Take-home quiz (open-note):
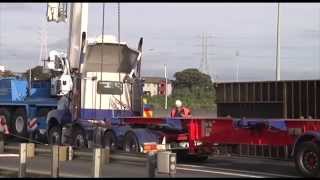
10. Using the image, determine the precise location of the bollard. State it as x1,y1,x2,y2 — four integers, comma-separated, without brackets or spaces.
147,152,156,178
104,147,110,164
169,153,176,177
92,148,103,177
19,143,27,177
59,146,68,161
26,143,35,159
0,133,4,153
68,146,73,161
157,151,176,177
51,145,59,177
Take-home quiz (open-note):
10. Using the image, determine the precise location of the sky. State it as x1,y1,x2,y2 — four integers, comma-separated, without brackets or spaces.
1,3,320,82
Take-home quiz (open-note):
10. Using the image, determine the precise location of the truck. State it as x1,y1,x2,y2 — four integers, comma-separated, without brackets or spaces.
0,3,211,161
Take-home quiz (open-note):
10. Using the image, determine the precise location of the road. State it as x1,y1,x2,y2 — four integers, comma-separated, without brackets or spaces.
0,154,300,178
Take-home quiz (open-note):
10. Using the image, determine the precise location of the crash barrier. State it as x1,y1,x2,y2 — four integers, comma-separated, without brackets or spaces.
0,141,176,177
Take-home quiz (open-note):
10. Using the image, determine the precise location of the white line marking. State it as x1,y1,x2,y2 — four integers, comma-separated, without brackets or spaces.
0,154,19,157
178,164,299,178
176,167,265,178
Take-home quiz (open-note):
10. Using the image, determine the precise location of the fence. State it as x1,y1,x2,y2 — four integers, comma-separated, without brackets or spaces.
0,135,176,178
215,80,320,119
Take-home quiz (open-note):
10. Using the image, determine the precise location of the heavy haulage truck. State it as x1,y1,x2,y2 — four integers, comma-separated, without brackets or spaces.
0,2,319,178
0,2,210,161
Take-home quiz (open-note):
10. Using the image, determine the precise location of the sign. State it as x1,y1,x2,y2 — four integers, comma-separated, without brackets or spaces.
97,81,123,95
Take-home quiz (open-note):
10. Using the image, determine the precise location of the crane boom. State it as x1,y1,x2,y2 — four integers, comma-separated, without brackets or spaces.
68,3,88,70
46,3,88,70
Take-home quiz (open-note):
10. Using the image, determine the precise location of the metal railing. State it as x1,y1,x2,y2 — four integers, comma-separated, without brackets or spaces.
214,144,291,160
0,134,176,178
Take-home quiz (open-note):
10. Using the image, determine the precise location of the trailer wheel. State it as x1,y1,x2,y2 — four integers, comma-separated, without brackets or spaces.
48,126,62,145
294,141,320,177
194,155,209,162
71,127,87,149
12,108,28,139
123,132,140,152
103,131,117,151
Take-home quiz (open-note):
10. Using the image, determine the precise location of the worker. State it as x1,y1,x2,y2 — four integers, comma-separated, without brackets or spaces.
170,100,191,118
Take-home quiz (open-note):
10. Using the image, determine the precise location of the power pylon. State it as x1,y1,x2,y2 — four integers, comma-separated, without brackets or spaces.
39,21,48,66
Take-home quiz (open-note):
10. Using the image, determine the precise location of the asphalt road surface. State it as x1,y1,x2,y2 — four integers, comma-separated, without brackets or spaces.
0,154,301,178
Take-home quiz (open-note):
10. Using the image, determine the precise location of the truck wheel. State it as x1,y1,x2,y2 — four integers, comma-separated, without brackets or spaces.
103,131,117,151
194,155,209,162
48,126,62,145
294,141,320,177
12,108,28,139
177,153,208,162
123,132,140,152
72,127,87,149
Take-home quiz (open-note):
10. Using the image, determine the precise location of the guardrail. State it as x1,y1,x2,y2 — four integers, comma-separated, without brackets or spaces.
0,135,176,178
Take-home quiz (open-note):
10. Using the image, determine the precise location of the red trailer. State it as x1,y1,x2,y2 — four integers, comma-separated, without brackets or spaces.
176,117,320,177
112,117,320,177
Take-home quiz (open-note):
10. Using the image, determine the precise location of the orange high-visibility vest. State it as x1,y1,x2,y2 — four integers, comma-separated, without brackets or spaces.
170,107,191,118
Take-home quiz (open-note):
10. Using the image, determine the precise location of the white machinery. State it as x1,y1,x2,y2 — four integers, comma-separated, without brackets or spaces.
45,50,73,96
45,3,143,120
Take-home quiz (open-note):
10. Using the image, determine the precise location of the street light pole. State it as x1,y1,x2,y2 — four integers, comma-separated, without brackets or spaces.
164,64,168,110
235,51,239,82
276,3,281,81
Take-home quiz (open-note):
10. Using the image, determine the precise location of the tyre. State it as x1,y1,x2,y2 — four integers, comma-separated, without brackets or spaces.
294,141,320,177
194,155,209,162
176,150,208,163
48,126,62,145
71,127,87,149
103,131,117,151
123,132,140,152
176,151,189,163
11,108,28,139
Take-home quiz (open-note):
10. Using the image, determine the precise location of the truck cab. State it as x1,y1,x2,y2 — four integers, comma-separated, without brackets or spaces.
46,35,143,148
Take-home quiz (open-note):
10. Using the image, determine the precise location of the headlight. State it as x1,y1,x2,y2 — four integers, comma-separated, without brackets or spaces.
195,141,203,146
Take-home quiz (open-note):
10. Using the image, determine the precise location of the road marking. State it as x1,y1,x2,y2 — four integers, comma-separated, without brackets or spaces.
176,167,265,178
0,154,19,157
178,164,299,178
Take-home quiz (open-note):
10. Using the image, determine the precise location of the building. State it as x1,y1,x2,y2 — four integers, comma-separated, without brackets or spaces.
0,65,5,72
142,76,173,96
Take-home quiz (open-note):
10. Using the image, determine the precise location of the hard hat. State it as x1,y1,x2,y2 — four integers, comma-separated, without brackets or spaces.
175,100,182,108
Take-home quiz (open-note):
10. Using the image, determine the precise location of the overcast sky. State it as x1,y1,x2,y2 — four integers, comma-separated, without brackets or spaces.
1,3,320,82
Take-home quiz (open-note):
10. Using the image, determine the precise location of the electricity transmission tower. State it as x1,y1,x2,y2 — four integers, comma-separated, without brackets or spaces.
199,32,209,74
39,21,48,66
198,32,216,81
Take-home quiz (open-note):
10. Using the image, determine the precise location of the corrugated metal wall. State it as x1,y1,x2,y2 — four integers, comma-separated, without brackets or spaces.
215,80,320,119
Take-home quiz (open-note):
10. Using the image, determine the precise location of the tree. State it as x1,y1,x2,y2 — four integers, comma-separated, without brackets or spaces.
0,70,15,78
22,66,51,81
173,68,212,92
169,68,216,110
